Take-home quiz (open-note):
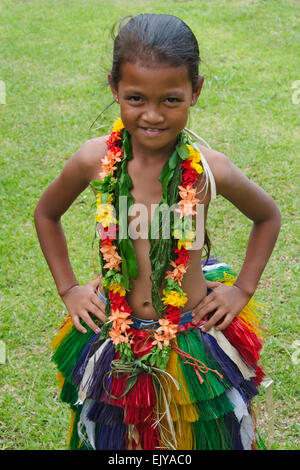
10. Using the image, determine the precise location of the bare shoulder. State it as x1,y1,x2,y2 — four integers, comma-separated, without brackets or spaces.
72,135,109,183
194,143,232,195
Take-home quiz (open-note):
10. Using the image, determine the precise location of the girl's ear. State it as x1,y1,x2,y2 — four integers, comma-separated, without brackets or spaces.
191,75,204,106
108,72,119,103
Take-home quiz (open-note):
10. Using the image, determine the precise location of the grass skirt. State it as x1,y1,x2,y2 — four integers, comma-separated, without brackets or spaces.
50,260,266,450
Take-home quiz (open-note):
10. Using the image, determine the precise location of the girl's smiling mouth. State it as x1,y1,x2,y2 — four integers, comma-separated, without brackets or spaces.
139,127,167,136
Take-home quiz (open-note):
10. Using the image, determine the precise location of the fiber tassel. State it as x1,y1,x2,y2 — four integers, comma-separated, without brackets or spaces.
201,255,222,267
193,411,242,450
124,405,152,425
165,340,193,405
136,416,160,450
124,373,156,408
223,412,244,450
223,318,263,368
68,405,93,450
238,380,259,402
176,329,228,402
206,327,256,380
77,338,111,404
169,402,199,422
86,341,116,403
52,324,97,382
77,399,96,449
174,418,195,450
103,372,130,407
95,422,127,450
201,330,247,388
87,401,124,425
60,378,78,407
196,392,235,422
203,264,236,283
104,371,157,412
72,336,104,386
127,425,143,450
252,364,265,386
50,316,73,353
57,371,65,390
203,263,264,339
67,409,76,448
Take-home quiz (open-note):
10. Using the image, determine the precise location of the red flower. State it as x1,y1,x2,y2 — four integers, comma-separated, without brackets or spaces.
106,131,122,149
181,170,198,187
174,247,191,266
165,305,181,324
109,292,127,309
180,159,193,170
97,223,119,241
180,160,198,187
130,329,154,358
101,237,113,246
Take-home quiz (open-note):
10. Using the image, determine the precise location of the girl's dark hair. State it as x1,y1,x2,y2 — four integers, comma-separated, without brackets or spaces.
110,14,201,92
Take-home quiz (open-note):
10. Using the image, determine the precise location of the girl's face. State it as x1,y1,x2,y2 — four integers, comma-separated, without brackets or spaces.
109,61,203,154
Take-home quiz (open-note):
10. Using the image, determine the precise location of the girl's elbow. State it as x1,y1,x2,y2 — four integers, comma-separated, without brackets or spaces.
277,206,283,226
273,203,282,228
269,203,282,236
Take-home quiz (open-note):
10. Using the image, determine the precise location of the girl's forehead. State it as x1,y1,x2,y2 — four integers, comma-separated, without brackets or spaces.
118,61,192,92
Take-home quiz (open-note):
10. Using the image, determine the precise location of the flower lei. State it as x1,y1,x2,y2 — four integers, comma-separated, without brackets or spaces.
91,118,204,369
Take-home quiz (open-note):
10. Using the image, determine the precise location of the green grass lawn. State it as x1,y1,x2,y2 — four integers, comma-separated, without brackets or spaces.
0,0,299,450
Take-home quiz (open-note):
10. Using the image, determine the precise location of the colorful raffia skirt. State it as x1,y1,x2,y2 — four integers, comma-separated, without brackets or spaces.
50,259,267,450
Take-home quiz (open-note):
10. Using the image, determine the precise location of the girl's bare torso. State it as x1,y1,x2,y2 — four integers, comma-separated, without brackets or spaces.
92,137,212,320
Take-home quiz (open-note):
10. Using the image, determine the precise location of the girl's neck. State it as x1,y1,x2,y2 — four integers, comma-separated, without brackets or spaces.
130,134,179,164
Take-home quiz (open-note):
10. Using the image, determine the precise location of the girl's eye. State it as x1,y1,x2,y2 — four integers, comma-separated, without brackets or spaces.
165,98,180,103
127,96,142,102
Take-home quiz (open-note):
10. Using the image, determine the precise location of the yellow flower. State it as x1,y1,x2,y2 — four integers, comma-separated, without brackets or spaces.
162,290,187,308
186,144,203,174
112,118,124,133
190,160,203,174
107,282,126,297
177,239,193,250
176,229,195,250
96,193,113,209
95,203,117,227
186,144,201,162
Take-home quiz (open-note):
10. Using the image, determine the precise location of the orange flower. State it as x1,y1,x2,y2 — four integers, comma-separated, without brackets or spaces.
175,184,201,218
164,262,187,286
109,328,130,345
103,255,122,271
178,185,198,201
156,318,178,340
100,244,122,271
99,155,117,178
109,309,131,323
108,309,133,343
175,200,197,217
151,318,178,349
151,333,165,350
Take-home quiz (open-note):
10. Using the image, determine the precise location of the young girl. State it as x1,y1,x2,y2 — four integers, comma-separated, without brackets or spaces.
34,14,281,450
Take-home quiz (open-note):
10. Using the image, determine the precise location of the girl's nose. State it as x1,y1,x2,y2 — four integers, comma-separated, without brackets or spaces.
142,105,164,125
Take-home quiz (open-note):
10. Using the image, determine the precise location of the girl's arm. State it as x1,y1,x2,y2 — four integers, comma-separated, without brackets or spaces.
34,138,108,333
192,152,282,331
